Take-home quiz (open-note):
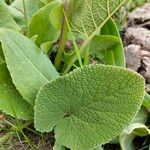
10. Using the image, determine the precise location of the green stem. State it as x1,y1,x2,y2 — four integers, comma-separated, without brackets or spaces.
21,130,36,150
9,0,13,4
63,10,83,67
84,46,90,66
54,0,72,70
22,0,28,35
62,1,125,74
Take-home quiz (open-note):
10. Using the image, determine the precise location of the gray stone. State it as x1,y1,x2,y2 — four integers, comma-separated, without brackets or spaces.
124,44,141,71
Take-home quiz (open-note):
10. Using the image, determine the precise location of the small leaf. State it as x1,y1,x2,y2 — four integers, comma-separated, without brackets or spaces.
35,64,144,150
0,63,33,120
0,0,20,31
100,19,125,67
120,123,150,150
143,93,150,109
89,35,120,54
1,29,59,105
29,1,63,46
119,108,148,150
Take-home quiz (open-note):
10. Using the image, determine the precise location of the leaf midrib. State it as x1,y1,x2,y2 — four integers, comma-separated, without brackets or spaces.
3,33,50,82
64,0,126,74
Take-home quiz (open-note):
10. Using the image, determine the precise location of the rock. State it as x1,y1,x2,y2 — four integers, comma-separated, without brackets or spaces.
124,3,150,85
124,27,150,51
127,3,150,27
146,84,150,93
124,44,141,71
141,56,150,83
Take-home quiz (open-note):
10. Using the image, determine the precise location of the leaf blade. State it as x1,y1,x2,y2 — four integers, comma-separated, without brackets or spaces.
29,1,63,46
35,64,145,150
100,18,125,67
0,63,33,120
0,0,20,31
1,29,59,105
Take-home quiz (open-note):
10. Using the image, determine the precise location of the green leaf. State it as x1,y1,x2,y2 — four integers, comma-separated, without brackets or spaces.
10,0,44,27
29,1,63,47
92,145,103,150
89,35,120,54
71,0,125,37
63,0,125,74
120,123,150,150
143,93,150,108
119,108,148,150
49,3,63,30
0,0,20,31
0,29,59,105
132,107,148,124
53,142,66,150
40,0,51,4
100,19,125,67
0,63,33,120
0,45,5,63
35,64,144,150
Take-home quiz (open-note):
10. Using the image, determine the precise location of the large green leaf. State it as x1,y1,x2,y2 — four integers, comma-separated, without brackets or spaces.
35,64,144,150
0,29,59,105
0,63,33,120
0,0,20,31
71,0,125,37
63,0,125,74
29,1,63,47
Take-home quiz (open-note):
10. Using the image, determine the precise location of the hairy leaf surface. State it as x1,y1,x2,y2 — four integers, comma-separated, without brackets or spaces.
35,64,144,150
9,0,44,28
0,0,20,31
29,1,63,46
1,30,59,105
0,63,33,120
71,0,125,37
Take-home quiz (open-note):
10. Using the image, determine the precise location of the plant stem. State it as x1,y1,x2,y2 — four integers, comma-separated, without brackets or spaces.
54,0,72,70
62,1,126,74
84,46,90,66
9,0,13,4
63,10,83,67
22,0,28,35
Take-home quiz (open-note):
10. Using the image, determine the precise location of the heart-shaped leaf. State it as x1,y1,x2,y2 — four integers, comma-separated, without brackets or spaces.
0,29,59,105
35,64,144,150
